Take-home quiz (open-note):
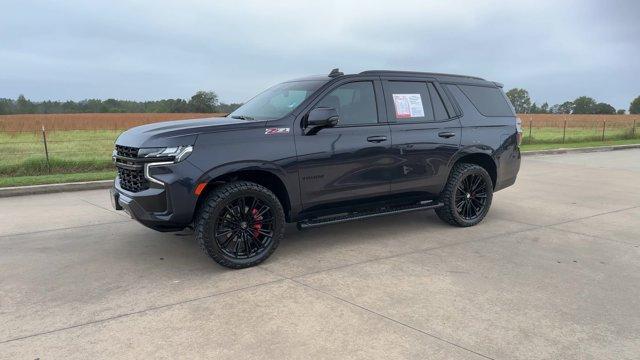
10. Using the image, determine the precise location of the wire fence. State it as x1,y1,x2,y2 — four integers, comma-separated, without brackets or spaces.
520,117,638,144
0,128,121,177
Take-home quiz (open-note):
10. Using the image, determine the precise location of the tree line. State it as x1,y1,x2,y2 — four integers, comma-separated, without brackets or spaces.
0,91,242,115
506,88,640,115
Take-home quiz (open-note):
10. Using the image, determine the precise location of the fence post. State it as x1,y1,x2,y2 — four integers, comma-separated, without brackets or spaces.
528,120,532,144
633,119,637,137
562,120,567,144
601,120,606,142
41,125,51,173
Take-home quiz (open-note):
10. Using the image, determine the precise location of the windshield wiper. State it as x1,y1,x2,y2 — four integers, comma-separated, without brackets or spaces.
230,115,254,121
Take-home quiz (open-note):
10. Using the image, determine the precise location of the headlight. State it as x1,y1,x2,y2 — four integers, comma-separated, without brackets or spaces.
138,145,193,162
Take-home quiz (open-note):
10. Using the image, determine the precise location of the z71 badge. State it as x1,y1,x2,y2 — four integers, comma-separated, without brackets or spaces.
265,127,290,135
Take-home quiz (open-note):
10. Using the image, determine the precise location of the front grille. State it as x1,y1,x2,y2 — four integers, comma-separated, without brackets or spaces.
114,145,149,192
116,145,138,158
117,167,149,192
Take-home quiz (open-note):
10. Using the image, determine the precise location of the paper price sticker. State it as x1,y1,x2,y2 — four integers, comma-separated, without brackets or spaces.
392,94,425,119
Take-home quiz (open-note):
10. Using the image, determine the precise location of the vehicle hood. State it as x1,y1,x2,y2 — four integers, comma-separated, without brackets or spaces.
115,117,264,148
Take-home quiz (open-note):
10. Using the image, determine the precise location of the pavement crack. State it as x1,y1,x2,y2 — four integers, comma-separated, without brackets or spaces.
288,278,495,360
545,204,639,227
278,225,541,280
0,278,286,345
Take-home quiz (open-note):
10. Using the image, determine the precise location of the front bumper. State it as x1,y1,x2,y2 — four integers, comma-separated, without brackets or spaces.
110,160,202,232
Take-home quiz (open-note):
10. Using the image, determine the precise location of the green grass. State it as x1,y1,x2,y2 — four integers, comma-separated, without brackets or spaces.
0,126,638,187
521,138,640,151
523,125,638,144
0,170,115,188
0,130,120,176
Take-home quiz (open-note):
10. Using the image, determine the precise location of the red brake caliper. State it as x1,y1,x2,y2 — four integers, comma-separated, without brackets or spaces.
251,208,262,238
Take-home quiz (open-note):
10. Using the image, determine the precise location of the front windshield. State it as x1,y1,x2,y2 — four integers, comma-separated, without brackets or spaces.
229,80,326,120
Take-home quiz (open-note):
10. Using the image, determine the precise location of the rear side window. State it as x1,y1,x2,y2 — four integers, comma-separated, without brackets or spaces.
315,81,378,126
428,83,449,121
386,81,434,122
457,85,514,117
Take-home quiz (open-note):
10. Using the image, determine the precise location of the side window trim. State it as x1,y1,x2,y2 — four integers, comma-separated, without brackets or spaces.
439,82,463,118
433,81,459,118
425,82,436,121
382,79,460,124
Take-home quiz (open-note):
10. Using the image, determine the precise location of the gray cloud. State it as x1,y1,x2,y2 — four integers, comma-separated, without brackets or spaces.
1,0,638,109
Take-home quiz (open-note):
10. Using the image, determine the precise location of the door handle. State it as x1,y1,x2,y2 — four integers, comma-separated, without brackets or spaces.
438,132,456,139
367,135,388,143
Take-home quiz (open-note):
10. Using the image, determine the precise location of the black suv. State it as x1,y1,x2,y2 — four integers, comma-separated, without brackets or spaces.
111,69,521,268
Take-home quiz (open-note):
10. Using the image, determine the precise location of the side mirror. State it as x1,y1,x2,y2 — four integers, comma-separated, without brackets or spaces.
305,107,339,134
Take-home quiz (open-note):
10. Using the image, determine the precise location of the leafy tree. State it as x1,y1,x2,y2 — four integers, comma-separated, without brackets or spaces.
572,96,597,114
616,109,626,114
0,98,14,115
630,96,640,114
188,91,218,113
169,99,190,113
529,102,540,114
0,93,240,115
217,102,243,113
594,102,616,114
556,101,574,114
505,88,531,113
16,94,36,114
540,102,549,113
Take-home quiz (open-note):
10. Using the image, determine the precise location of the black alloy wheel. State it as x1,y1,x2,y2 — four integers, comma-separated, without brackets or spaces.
214,196,274,259
195,181,285,269
454,173,489,221
435,163,493,227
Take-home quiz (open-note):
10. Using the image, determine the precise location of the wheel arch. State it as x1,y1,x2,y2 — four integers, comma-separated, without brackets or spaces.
195,167,292,222
449,151,498,189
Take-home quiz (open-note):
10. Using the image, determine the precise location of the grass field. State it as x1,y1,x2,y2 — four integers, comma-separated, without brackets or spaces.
0,114,639,187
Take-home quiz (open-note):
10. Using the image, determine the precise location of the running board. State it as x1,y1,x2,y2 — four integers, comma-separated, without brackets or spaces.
297,200,443,230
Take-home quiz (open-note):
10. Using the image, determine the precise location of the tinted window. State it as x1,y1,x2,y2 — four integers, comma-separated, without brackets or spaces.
230,80,326,120
316,81,378,125
386,81,434,122
428,83,449,121
457,85,514,117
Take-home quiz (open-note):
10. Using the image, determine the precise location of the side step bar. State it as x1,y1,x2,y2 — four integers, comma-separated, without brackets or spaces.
297,200,443,230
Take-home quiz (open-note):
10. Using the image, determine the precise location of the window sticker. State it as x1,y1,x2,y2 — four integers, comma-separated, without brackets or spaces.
392,94,424,118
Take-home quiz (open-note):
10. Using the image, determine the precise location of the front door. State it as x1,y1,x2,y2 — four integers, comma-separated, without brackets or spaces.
295,79,393,212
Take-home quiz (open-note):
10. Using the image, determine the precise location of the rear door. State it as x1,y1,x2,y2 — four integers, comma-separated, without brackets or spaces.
295,78,394,211
381,78,461,197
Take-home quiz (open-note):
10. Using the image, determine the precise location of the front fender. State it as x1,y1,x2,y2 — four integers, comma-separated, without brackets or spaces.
194,160,289,185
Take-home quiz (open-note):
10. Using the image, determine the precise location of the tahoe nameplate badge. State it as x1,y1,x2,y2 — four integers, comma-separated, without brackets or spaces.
265,127,290,135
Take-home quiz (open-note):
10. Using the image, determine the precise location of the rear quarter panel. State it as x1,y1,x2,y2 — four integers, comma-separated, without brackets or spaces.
445,84,520,191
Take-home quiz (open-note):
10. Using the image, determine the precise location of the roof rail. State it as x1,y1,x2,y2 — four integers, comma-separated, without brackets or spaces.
358,70,485,81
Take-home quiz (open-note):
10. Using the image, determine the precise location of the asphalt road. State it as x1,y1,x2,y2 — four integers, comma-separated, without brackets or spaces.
1,150,639,359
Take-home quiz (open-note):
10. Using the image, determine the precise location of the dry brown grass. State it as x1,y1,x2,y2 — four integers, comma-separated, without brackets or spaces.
0,113,226,131
520,114,640,128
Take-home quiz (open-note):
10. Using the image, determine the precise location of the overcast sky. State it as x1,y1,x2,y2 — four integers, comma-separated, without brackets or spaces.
1,0,639,109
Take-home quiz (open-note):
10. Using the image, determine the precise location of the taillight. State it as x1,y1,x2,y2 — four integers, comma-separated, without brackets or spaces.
516,117,523,146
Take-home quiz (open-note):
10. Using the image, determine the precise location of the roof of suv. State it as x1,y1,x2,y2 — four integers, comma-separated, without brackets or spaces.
289,70,496,87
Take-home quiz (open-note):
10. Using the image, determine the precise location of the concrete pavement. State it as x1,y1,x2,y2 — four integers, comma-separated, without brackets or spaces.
1,150,639,359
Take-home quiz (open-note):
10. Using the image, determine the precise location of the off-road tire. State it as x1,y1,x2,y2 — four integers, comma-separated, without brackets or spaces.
195,181,285,269
435,163,493,227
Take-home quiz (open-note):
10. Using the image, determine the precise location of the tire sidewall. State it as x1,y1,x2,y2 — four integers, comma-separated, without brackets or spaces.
448,166,493,226
201,184,285,268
